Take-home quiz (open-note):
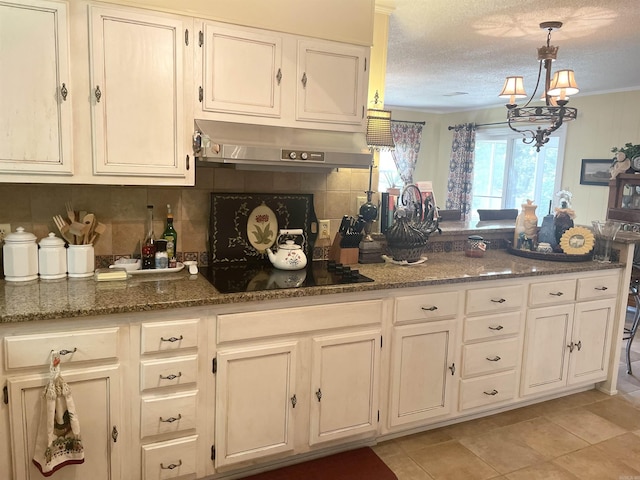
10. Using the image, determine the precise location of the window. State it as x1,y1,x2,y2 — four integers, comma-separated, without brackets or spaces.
471,127,566,220
378,150,402,192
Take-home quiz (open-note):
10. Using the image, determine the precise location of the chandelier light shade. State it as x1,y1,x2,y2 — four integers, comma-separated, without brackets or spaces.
499,21,579,151
499,76,527,105
366,108,395,149
547,69,579,99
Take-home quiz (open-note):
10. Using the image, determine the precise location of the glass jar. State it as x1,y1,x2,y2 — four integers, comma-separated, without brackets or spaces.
465,235,486,258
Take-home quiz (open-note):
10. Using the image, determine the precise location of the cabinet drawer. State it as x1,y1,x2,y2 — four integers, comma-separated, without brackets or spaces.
395,291,460,323
529,279,576,306
140,355,198,391
142,435,197,480
466,285,524,315
141,391,197,438
463,311,521,342
141,319,199,354
459,370,517,411
577,274,619,300
462,338,519,378
4,327,119,370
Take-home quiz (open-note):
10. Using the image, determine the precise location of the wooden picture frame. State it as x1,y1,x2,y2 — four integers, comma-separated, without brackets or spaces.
580,159,611,186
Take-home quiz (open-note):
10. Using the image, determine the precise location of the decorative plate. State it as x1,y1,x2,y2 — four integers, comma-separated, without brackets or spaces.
632,156,640,172
559,226,595,255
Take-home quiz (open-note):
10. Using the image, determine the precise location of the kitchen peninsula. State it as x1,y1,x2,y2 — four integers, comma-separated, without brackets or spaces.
0,231,635,480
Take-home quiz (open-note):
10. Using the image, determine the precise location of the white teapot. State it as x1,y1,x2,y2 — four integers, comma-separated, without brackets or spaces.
266,229,307,270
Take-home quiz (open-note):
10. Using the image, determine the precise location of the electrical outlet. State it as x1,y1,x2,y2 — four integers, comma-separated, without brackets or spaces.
318,219,330,240
0,223,11,243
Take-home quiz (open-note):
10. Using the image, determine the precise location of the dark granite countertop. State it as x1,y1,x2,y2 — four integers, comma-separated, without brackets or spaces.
0,249,624,324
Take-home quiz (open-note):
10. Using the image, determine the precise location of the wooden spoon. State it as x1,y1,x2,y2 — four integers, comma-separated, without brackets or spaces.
82,213,95,245
89,222,106,245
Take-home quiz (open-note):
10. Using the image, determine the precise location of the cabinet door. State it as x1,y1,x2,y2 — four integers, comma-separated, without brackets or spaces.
521,304,573,396
0,0,73,176
309,330,380,445
389,321,457,427
296,39,367,126
88,5,191,182
200,22,282,117
215,342,297,468
7,365,122,480
569,298,616,384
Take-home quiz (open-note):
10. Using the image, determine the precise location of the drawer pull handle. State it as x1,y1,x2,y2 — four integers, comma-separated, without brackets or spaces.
51,347,77,356
595,286,608,291
161,460,182,470
448,363,456,375
549,291,564,296
160,335,183,343
159,372,182,380
159,414,182,423
488,325,504,331
490,298,506,303
421,305,438,311
483,389,499,396
486,355,501,362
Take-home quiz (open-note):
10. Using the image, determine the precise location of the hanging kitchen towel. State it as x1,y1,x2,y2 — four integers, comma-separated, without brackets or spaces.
32,352,85,477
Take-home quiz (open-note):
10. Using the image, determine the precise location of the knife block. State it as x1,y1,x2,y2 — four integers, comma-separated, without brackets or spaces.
328,234,359,265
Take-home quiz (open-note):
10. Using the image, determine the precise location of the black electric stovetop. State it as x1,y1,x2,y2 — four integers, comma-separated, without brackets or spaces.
201,261,373,294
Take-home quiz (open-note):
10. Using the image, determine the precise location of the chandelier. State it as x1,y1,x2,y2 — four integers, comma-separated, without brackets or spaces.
499,21,579,152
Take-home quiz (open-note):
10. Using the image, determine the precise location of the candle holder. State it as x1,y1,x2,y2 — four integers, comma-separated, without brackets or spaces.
359,163,378,241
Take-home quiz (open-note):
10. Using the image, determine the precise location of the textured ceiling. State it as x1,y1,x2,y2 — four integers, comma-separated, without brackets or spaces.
384,0,640,112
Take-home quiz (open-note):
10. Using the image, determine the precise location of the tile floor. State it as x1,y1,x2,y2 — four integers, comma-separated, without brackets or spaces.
374,309,640,479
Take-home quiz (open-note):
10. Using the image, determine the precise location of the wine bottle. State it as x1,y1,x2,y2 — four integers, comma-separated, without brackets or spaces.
142,205,156,269
162,203,178,261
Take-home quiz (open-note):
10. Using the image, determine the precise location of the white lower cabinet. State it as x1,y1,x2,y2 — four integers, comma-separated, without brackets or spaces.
521,274,619,397
2,324,125,480
521,298,616,396
214,299,382,470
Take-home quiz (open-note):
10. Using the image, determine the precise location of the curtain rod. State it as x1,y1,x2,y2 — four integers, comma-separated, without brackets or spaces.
447,121,508,130
393,120,426,125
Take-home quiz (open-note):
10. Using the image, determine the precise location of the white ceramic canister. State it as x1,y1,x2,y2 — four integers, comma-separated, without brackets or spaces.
67,244,95,278
38,232,67,280
3,227,38,282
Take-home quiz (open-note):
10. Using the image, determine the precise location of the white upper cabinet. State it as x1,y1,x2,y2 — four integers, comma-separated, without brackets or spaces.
200,22,283,118
196,21,369,132
296,39,367,126
88,5,193,183
0,0,73,176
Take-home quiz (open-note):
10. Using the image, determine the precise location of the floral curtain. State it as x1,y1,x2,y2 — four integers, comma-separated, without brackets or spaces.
445,123,476,220
391,121,424,186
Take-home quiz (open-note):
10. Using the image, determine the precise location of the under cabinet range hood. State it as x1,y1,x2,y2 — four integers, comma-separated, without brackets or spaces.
193,120,372,171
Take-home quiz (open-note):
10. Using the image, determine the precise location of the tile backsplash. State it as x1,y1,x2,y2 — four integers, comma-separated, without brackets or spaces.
0,166,377,268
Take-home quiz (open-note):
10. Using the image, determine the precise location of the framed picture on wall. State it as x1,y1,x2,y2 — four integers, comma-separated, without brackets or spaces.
580,159,612,186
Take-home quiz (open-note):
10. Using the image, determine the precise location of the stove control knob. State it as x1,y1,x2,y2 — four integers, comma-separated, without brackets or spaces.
300,152,308,160
288,151,297,160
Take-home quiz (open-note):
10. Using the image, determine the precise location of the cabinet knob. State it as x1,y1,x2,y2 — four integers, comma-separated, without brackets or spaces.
301,72,307,88
448,363,456,375
290,394,297,408
112,426,118,442
60,83,68,101
567,342,575,352
315,388,322,401
276,68,282,85
95,85,102,103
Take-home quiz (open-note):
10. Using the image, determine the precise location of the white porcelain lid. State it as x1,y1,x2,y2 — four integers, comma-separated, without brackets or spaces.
4,227,36,244
39,232,65,247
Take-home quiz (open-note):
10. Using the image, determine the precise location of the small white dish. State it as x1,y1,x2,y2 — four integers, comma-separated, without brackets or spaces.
110,258,141,272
